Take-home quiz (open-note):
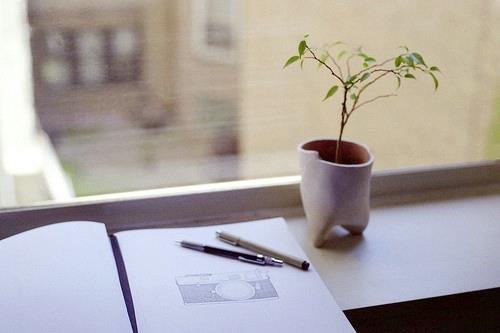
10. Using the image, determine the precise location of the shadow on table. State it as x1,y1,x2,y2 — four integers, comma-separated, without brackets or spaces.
320,227,366,252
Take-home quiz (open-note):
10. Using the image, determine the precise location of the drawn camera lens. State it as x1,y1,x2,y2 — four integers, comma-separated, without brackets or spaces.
176,270,279,305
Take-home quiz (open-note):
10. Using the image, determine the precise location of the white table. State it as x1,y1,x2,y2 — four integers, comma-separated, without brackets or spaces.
287,194,500,310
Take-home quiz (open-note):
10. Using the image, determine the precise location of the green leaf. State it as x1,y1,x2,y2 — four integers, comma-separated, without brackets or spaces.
395,56,403,67
363,62,369,68
411,52,427,67
298,40,307,57
337,50,348,59
317,53,328,69
428,72,439,90
323,85,339,101
430,66,441,72
360,72,371,81
404,55,415,68
283,55,300,68
358,53,376,63
404,73,416,79
350,93,357,100
325,41,345,50
331,41,345,46
395,76,401,89
304,34,310,38
346,74,358,84
300,59,304,69
399,45,409,52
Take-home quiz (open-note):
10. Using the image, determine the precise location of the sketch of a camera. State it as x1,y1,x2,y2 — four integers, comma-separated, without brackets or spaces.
175,270,279,305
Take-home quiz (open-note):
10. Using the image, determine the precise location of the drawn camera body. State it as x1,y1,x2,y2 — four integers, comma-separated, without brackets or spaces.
176,270,278,305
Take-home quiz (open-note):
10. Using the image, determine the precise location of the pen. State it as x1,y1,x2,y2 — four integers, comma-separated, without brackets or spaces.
216,231,310,271
177,240,283,266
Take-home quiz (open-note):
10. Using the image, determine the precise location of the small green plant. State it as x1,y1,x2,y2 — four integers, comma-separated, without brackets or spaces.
284,35,440,163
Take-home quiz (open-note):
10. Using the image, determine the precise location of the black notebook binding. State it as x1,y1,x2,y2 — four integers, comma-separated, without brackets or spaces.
110,235,138,333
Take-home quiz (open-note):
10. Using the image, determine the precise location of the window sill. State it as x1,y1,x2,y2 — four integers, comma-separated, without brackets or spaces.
0,160,499,240
287,193,500,310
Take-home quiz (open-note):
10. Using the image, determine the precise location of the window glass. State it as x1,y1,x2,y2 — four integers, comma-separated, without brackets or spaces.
0,0,498,206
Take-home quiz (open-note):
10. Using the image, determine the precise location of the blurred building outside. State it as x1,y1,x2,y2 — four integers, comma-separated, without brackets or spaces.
0,0,498,206
28,0,240,197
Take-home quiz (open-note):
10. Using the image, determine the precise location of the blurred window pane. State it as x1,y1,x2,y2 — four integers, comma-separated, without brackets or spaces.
41,58,71,86
111,27,138,57
41,31,71,85
206,0,232,48
108,27,140,82
192,0,235,62
46,31,67,55
76,30,105,84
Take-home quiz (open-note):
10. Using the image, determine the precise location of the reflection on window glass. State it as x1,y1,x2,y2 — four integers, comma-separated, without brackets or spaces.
0,0,498,206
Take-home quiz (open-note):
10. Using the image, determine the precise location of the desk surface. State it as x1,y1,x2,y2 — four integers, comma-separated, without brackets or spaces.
287,194,500,310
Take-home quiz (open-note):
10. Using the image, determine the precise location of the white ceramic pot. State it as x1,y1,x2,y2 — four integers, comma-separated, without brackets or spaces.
298,139,374,248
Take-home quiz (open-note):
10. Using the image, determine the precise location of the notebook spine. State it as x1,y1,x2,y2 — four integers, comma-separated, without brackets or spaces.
110,235,138,333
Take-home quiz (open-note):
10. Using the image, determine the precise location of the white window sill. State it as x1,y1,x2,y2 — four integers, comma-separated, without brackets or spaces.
287,193,500,310
1,160,499,237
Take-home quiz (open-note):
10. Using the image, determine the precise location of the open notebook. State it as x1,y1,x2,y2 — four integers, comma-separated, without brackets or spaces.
0,218,355,332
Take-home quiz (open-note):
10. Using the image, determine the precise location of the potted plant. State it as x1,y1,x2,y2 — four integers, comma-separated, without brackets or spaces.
284,35,440,247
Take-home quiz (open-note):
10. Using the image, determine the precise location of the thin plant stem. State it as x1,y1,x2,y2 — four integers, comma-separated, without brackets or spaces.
286,39,439,164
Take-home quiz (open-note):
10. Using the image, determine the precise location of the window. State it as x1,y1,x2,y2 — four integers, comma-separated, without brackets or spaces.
0,0,498,208
192,0,237,62
35,27,140,87
41,31,72,86
205,0,234,49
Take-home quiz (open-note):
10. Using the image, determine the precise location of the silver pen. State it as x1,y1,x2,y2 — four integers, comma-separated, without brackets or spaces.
216,231,310,270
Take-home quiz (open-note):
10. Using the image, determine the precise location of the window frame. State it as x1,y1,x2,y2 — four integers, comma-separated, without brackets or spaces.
1,160,498,240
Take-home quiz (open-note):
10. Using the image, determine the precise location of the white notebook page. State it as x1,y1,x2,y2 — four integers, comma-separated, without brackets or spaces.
0,222,133,333
115,217,354,332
